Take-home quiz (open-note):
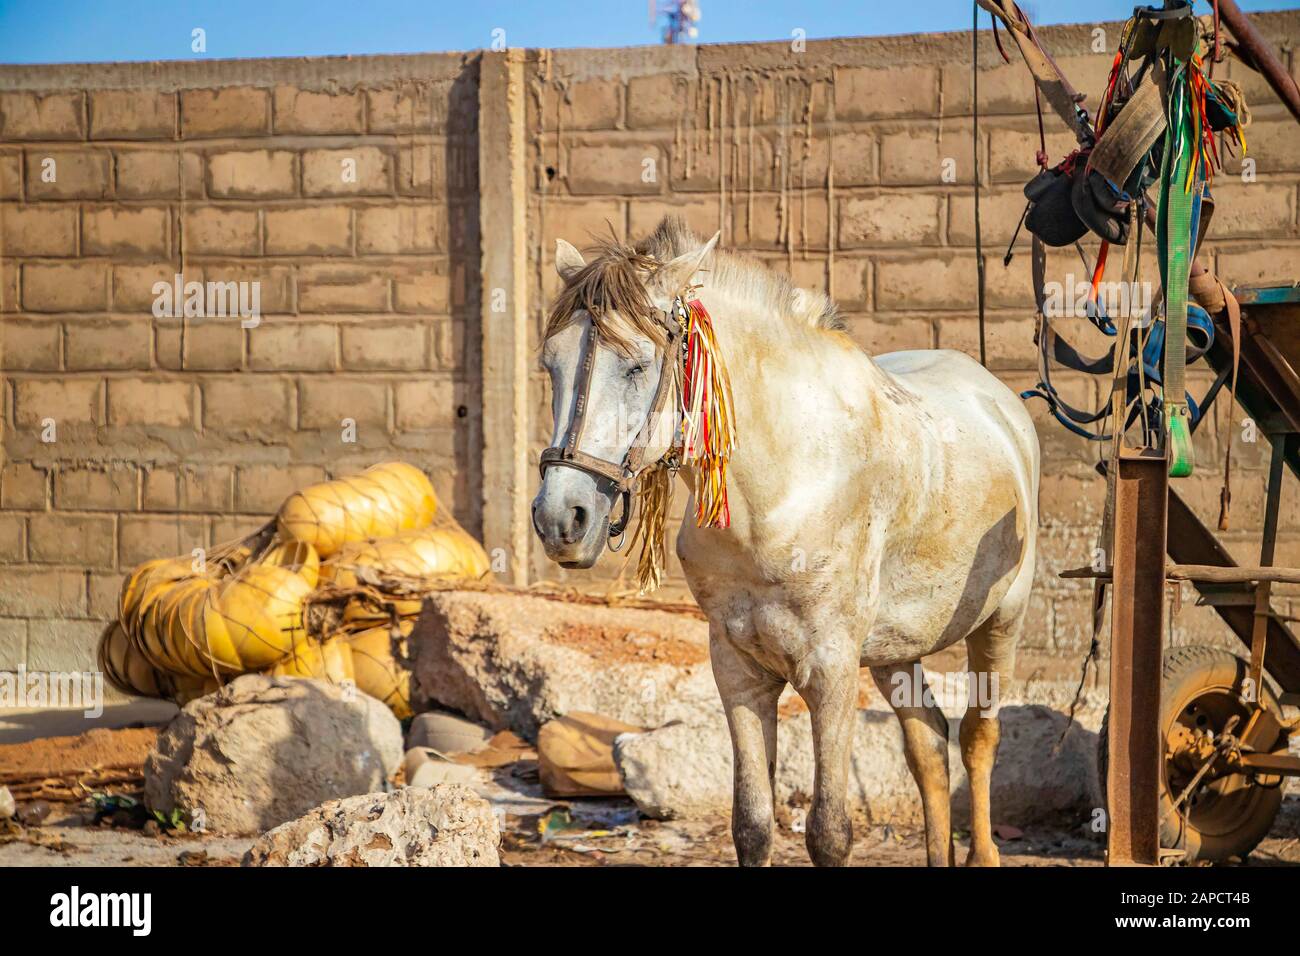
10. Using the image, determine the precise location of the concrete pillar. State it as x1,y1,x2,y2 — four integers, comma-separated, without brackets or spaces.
477,50,530,585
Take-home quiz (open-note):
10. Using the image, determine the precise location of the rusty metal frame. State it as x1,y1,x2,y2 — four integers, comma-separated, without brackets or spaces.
1105,446,1168,866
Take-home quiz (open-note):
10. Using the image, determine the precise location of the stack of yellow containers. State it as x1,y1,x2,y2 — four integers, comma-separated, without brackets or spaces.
102,462,490,718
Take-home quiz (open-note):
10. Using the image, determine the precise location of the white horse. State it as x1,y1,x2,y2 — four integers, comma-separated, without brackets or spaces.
533,218,1040,867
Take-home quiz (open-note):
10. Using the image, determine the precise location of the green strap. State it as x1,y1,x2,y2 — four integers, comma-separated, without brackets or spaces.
1158,58,1196,478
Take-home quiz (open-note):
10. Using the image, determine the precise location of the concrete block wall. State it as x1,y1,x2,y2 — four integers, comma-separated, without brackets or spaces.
2,11,1299,704
0,55,482,678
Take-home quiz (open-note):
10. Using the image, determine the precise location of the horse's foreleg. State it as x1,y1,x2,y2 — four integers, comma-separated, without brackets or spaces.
711,633,783,867
871,664,954,867
960,612,1020,867
795,662,857,867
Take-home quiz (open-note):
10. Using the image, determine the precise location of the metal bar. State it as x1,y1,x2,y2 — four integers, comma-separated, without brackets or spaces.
1064,563,1300,585
1250,436,1288,694
1237,753,1300,774
1217,0,1300,126
1106,448,1168,867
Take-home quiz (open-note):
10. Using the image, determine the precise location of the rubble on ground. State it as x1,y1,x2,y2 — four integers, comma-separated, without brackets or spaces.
242,784,500,867
614,703,1098,824
144,674,403,835
409,590,721,738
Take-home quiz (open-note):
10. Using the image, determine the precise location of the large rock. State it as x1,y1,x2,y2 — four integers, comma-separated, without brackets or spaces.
409,591,720,739
614,703,1097,826
144,674,403,835
243,785,500,867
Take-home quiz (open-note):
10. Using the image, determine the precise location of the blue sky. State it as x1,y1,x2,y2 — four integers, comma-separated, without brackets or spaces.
0,0,1290,64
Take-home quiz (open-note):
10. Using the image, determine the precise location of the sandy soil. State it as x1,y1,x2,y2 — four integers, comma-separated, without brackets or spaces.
1,713,1296,869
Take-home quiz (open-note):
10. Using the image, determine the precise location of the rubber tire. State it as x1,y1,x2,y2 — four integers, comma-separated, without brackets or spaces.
1098,645,1285,864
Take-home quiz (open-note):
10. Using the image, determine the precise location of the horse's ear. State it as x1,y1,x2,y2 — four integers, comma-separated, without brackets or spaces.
652,231,719,295
555,239,586,282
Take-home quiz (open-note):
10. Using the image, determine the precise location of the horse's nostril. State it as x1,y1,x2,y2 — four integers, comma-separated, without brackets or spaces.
570,506,587,540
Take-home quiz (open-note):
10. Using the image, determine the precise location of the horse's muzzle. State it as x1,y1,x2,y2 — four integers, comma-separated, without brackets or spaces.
531,484,611,568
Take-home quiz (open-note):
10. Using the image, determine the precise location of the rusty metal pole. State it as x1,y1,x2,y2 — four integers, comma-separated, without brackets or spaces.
1217,0,1300,125
1106,447,1168,866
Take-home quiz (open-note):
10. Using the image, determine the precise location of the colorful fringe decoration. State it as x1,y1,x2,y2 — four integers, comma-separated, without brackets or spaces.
629,295,736,595
679,297,736,529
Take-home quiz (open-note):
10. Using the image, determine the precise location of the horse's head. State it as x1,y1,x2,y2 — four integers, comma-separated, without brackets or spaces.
533,233,716,568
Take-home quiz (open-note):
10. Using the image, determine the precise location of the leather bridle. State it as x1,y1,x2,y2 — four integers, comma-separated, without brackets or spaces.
539,299,687,546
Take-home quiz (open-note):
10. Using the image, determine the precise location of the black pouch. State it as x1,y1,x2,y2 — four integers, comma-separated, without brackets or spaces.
1024,167,1088,247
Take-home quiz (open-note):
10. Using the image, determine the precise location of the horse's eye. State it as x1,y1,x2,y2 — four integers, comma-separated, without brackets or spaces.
626,362,649,380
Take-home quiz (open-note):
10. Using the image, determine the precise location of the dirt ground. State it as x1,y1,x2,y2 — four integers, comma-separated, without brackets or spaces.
2,713,1298,868
4,762,1300,868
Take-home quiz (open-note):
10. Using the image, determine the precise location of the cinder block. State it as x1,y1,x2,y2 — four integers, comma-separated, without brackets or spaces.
934,315,1036,370
207,149,297,198
627,198,720,239
302,146,392,196
29,513,115,568
183,207,260,256
13,378,101,427
838,192,943,247
106,379,195,427
830,131,877,187
557,79,622,130
876,253,980,310
0,91,85,140
157,317,245,371
627,74,692,129
367,83,450,134
234,464,327,513
90,89,176,139
356,204,445,254
0,619,25,669
115,149,203,199
1,462,49,510
181,87,270,137
272,86,364,134
566,142,664,196
23,262,110,312
392,268,449,314
1,204,78,256
841,316,934,354
0,151,21,199
834,66,939,120
65,319,152,370
341,321,428,370
394,377,455,430
0,568,87,619
879,125,978,186
264,206,352,255
118,515,206,568
298,378,388,430
397,143,447,196
297,264,389,312
201,376,294,432
1,321,61,371
248,320,338,371
1204,182,1296,239
82,205,169,257
112,264,200,312
25,149,111,199
54,466,138,511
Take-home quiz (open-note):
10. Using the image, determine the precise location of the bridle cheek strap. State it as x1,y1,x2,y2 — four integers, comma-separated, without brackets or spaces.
538,316,683,542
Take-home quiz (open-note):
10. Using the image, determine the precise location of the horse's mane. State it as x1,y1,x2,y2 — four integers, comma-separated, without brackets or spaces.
544,217,844,353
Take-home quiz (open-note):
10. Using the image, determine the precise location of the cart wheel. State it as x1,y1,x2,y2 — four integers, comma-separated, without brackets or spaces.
1098,645,1287,864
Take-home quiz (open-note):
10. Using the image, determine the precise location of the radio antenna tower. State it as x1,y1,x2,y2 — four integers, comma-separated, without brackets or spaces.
650,0,700,44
